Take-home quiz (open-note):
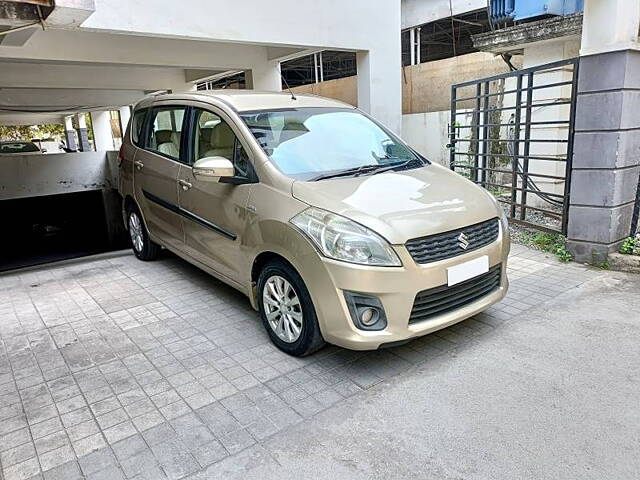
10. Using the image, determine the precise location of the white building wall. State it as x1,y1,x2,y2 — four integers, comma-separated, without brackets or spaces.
402,0,486,29
402,110,473,166
0,152,111,201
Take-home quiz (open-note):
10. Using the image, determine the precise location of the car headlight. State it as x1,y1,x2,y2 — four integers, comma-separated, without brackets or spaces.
290,207,401,267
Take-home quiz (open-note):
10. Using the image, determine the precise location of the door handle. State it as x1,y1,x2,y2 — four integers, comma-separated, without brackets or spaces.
134,160,144,170
178,179,192,191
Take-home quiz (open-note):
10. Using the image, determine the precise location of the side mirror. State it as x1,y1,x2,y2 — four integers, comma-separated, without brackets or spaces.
192,156,234,182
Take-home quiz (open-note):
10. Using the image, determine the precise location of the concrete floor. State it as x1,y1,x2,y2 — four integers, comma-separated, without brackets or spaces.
0,245,637,480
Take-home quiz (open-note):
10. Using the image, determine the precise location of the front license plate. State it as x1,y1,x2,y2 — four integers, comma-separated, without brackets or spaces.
447,256,489,286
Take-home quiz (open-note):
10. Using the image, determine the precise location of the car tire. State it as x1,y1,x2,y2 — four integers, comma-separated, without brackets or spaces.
257,260,325,357
126,205,160,261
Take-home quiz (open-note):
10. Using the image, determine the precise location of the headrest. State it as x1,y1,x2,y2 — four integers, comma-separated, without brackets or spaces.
210,123,235,148
155,130,173,144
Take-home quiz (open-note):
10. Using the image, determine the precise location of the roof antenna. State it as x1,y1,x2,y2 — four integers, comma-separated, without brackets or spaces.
281,74,297,101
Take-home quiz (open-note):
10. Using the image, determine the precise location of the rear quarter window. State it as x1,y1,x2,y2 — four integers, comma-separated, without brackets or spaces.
131,109,147,147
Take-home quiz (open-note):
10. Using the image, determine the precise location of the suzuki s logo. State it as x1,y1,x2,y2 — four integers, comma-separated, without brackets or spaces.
457,232,470,250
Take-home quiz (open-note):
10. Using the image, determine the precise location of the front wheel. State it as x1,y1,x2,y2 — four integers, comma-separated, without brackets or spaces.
257,260,325,357
127,207,160,261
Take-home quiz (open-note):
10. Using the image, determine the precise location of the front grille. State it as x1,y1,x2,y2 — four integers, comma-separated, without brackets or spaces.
405,218,499,264
408,265,501,324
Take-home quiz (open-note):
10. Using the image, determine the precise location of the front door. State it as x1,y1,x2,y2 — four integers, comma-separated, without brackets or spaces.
178,107,255,283
134,105,187,251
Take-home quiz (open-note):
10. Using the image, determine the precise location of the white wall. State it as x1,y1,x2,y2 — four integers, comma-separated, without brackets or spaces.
0,152,112,201
402,0,486,29
402,110,473,166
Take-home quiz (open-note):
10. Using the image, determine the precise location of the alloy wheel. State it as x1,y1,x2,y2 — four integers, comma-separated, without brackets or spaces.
262,275,303,343
128,212,144,253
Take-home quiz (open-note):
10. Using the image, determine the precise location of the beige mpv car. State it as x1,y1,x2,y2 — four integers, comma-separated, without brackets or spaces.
118,91,509,356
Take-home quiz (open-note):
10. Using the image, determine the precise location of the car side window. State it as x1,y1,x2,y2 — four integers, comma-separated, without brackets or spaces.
145,107,186,161
131,109,147,147
192,109,250,178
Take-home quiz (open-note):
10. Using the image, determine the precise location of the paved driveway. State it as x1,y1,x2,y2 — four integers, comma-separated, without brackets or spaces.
0,245,635,480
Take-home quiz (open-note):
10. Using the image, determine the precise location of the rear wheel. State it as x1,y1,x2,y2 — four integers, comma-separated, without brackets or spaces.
257,260,325,357
126,206,160,261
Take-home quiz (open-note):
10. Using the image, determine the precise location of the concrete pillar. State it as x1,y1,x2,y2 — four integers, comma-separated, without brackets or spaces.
250,61,282,91
91,111,114,151
119,106,132,136
567,0,640,262
244,70,254,89
76,113,91,152
64,116,77,151
357,49,402,134
580,0,640,56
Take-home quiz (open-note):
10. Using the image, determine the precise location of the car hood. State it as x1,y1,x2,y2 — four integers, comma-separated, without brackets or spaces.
291,163,500,244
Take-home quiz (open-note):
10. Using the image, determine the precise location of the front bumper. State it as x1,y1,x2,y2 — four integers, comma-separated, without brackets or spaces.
303,222,510,350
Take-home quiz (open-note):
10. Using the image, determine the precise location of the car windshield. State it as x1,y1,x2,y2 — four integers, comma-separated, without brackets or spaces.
239,108,425,180
0,142,41,154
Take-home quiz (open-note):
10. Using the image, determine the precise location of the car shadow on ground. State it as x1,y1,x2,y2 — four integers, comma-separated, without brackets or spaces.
158,248,500,388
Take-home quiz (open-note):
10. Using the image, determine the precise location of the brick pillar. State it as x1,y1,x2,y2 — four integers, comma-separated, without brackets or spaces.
567,50,640,262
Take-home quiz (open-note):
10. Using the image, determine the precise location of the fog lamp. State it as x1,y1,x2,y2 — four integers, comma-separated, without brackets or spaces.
360,307,379,326
344,292,387,331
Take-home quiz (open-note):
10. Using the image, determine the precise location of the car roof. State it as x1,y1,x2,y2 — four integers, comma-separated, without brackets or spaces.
137,90,355,112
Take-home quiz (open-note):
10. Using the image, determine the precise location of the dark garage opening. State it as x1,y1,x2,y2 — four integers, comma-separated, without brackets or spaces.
0,190,127,272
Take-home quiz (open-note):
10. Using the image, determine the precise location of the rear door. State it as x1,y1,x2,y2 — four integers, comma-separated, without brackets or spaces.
133,105,187,251
177,106,256,284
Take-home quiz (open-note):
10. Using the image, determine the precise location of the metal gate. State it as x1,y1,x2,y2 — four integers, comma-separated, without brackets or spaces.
449,58,579,234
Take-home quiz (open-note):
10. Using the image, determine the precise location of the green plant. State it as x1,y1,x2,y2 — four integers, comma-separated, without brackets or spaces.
619,235,640,256
532,232,573,262
0,123,65,142
554,244,573,263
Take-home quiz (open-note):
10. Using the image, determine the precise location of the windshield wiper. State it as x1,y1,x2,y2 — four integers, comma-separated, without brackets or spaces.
370,157,423,175
310,157,424,182
310,164,384,181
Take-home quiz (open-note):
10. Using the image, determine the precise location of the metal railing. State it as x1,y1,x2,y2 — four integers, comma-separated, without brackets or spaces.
449,58,579,235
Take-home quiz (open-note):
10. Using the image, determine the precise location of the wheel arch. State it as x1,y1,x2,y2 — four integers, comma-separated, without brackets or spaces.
249,250,300,309
122,194,139,231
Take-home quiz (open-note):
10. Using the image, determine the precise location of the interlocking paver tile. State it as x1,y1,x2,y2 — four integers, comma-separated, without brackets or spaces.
160,399,191,420
3,456,41,480
72,432,106,458
141,422,179,447
0,442,36,469
191,439,228,467
0,246,600,477
217,428,255,455
29,417,63,440
39,444,75,472
78,447,117,475
150,440,200,479
66,419,100,443
111,434,147,462
42,460,83,480
103,421,136,444
87,465,126,480
34,431,68,456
